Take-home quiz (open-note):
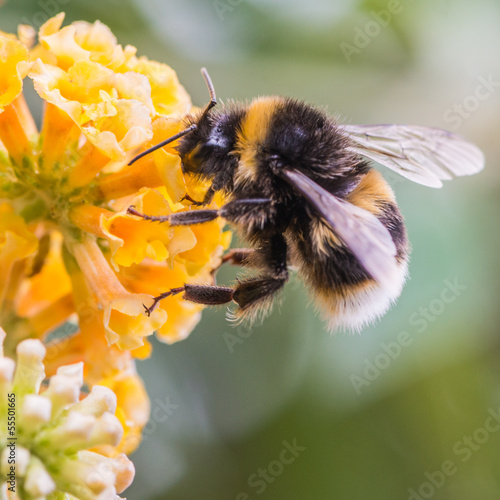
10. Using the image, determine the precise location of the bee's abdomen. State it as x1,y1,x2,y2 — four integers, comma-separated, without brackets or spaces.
287,170,409,330
377,201,409,262
345,169,409,262
289,224,408,330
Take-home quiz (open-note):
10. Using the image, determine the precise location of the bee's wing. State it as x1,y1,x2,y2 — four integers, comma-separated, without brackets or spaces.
342,124,485,188
278,168,397,288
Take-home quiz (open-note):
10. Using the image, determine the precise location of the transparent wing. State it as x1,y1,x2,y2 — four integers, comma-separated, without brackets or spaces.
342,124,485,188
278,168,397,288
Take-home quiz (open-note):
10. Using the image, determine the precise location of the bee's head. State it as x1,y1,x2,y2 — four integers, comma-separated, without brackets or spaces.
177,112,217,173
177,108,242,178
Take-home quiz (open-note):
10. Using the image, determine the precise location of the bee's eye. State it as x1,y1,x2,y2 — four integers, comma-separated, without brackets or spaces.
182,143,210,172
197,143,216,157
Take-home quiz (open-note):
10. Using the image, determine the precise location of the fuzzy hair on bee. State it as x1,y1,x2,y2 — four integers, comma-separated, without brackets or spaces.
127,68,484,331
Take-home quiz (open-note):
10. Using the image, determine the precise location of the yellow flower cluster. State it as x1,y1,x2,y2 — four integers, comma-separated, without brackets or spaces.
0,12,230,460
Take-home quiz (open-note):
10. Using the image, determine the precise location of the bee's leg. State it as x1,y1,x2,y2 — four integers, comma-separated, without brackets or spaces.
231,233,289,318
143,284,235,316
211,248,256,276
222,248,255,266
127,207,219,225
232,275,288,317
181,187,215,206
144,234,288,317
180,193,203,206
144,276,288,318
128,198,272,226
219,198,273,227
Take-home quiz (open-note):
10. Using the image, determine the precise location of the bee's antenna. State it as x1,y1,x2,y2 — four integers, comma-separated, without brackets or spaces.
128,68,216,166
201,67,217,116
128,124,197,165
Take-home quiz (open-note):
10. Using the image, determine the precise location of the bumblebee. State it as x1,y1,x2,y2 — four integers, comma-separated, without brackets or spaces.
128,69,484,329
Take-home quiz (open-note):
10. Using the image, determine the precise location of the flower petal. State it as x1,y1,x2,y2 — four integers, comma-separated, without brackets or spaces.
70,236,167,349
0,32,29,112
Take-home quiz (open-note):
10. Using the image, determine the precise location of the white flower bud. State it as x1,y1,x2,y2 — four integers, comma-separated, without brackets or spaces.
72,385,117,417
13,339,46,397
19,395,52,432
24,455,56,497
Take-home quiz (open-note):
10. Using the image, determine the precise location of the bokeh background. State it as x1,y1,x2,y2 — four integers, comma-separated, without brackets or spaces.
2,0,500,498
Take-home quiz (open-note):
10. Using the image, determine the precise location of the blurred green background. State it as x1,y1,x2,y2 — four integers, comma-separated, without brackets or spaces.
2,0,500,498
